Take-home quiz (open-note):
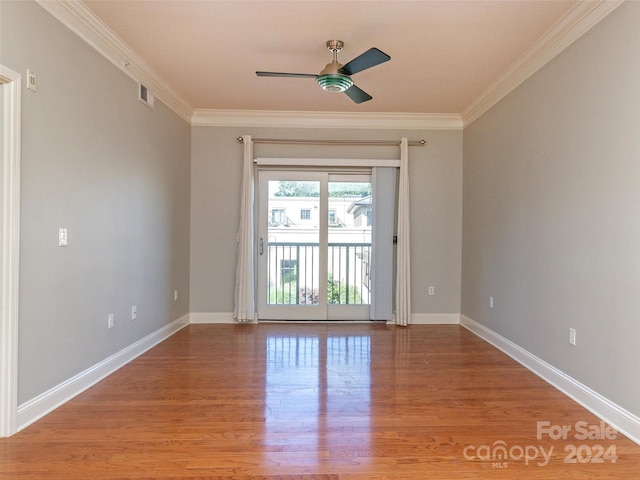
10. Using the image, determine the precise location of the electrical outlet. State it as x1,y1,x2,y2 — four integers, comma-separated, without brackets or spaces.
107,314,114,329
569,328,576,346
428,286,435,296
131,305,137,320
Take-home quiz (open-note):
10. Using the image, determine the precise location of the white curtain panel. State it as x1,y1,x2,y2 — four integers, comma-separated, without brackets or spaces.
370,167,397,321
395,138,412,326
233,135,256,322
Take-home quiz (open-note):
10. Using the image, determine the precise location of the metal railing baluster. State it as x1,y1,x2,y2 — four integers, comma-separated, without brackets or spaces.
267,242,371,306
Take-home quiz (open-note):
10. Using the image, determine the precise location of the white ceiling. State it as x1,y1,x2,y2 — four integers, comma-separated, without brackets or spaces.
80,0,584,117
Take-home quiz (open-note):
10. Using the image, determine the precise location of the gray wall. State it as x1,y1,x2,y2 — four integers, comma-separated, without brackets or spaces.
462,1,640,416
190,127,462,317
2,1,191,404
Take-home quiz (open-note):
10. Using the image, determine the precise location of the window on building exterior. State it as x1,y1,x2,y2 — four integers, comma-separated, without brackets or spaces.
280,259,298,283
272,208,286,226
300,209,311,220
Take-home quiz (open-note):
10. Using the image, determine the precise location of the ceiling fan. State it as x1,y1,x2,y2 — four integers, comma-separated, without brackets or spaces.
256,40,390,104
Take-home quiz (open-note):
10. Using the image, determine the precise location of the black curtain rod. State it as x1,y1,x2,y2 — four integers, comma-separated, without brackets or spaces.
236,137,426,147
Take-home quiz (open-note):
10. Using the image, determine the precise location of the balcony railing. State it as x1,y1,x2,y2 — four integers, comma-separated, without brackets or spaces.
267,242,371,306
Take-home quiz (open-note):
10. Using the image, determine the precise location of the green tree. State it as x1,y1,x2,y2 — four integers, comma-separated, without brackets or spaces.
328,183,371,197
327,274,362,305
273,181,371,198
274,181,319,197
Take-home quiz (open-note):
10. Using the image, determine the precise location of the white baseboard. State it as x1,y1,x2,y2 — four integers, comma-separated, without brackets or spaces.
460,315,640,446
189,312,460,325
190,312,461,325
410,313,461,324
17,315,189,432
189,312,239,324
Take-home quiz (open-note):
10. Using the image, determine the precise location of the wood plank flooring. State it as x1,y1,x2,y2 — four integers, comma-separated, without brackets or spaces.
1,324,639,479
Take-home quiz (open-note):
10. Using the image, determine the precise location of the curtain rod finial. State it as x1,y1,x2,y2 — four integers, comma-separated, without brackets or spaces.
237,136,244,143
420,139,426,145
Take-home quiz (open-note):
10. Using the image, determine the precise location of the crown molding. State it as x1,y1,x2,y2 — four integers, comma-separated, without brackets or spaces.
461,0,625,127
35,0,194,123
36,0,459,130
191,109,463,130
36,0,621,130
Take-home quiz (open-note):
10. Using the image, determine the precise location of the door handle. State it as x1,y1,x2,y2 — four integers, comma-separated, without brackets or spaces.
259,237,264,256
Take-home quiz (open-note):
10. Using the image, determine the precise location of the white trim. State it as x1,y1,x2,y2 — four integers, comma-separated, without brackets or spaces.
32,1,463,130
192,109,463,130
260,320,379,324
411,313,460,325
191,312,422,324
189,312,240,324
256,158,400,168
461,0,624,126
387,313,460,325
35,0,193,123
32,0,622,130
0,65,21,438
460,315,640,446
17,315,189,432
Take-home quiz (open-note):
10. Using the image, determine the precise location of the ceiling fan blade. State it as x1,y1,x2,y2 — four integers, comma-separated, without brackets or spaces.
256,71,318,78
339,48,390,76
344,84,372,104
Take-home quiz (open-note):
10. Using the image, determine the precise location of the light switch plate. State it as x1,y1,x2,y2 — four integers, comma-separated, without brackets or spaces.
27,69,37,92
58,228,68,247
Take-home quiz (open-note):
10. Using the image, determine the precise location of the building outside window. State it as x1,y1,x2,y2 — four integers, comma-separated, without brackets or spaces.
271,208,286,226
280,259,297,283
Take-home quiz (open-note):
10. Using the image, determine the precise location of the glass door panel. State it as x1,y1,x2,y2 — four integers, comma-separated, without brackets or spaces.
267,179,320,306
258,172,327,320
327,177,372,320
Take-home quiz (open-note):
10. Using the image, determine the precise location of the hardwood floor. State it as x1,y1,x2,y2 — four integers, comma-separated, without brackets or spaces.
1,324,639,479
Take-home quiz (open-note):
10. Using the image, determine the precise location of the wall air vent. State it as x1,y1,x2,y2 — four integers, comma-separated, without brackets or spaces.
138,83,155,109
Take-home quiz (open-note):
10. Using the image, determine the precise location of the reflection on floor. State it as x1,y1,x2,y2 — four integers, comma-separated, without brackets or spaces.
265,333,372,463
1,323,639,479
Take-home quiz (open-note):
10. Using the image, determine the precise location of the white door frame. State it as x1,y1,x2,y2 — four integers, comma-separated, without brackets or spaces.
0,65,22,437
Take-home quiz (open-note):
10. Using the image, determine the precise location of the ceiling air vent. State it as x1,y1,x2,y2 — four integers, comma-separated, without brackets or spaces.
138,83,155,109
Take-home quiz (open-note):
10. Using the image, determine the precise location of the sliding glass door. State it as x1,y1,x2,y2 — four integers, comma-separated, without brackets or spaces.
257,171,372,321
